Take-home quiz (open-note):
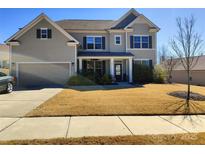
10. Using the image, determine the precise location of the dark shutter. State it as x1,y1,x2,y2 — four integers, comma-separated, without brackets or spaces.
36,29,41,39
149,59,153,68
149,36,152,48
130,36,133,48
48,29,52,39
83,37,87,49
102,37,105,50
102,61,106,75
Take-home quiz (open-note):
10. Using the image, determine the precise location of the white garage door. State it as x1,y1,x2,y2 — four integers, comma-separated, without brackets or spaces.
18,63,71,88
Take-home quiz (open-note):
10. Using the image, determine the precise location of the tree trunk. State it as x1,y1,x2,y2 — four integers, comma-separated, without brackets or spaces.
186,70,190,107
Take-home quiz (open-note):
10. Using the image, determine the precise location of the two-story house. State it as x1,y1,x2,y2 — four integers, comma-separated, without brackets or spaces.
5,9,160,88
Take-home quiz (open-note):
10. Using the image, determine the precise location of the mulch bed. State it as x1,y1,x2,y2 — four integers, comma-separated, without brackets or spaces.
168,91,205,101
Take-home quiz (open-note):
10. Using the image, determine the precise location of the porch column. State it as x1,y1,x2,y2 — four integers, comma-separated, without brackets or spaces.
128,58,133,83
79,58,83,73
110,58,114,78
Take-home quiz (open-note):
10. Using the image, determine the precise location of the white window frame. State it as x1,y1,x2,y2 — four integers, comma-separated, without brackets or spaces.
133,35,149,49
86,36,103,50
40,28,48,40
114,35,121,45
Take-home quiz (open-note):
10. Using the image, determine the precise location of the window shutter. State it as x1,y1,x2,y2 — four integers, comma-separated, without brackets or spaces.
48,29,52,39
36,29,41,39
102,61,106,75
102,37,105,50
130,36,133,48
149,36,152,48
83,37,87,49
149,59,153,68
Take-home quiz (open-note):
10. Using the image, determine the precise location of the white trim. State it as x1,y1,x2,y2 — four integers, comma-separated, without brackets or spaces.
9,45,12,75
127,48,155,51
40,28,48,39
114,35,121,45
74,45,77,73
5,13,79,44
125,31,128,52
77,56,132,59
16,61,72,64
134,58,150,61
124,14,160,31
67,42,78,46
128,57,133,83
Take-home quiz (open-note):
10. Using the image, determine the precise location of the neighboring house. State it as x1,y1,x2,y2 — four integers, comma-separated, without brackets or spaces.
0,44,9,75
171,55,205,86
0,44,9,69
5,9,160,87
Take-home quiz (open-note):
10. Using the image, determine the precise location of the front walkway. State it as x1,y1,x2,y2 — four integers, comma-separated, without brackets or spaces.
0,115,205,141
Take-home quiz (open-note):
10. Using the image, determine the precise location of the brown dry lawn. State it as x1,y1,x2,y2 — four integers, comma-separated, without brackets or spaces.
0,133,205,145
26,84,205,117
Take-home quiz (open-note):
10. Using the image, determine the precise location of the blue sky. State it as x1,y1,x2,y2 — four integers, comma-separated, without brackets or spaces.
1,8,205,51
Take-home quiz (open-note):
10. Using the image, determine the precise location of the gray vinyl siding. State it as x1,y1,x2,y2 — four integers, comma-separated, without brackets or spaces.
11,19,76,76
126,23,157,65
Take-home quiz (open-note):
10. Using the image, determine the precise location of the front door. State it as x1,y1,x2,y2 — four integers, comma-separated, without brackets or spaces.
115,64,122,82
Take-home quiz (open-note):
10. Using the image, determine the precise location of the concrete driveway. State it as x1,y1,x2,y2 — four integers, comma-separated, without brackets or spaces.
0,88,62,117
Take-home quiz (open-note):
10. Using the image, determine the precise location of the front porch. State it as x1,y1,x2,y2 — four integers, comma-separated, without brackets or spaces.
77,52,134,83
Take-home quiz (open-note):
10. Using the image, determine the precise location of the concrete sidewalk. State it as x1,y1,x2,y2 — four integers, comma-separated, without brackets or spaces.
0,115,205,141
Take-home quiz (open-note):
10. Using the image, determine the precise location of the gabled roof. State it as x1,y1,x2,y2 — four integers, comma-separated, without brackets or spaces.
110,8,140,29
5,13,79,44
56,20,114,30
125,14,160,31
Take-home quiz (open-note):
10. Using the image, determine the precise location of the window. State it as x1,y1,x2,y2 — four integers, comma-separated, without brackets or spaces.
132,36,149,49
85,60,104,76
115,35,121,45
41,28,48,39
37,28,52,39
86,36,102,49
134,59,150,66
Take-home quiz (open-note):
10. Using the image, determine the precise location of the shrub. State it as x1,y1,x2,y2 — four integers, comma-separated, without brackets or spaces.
67,75,96,86
133,64,153,83
99,74,113,85
153,65,166,83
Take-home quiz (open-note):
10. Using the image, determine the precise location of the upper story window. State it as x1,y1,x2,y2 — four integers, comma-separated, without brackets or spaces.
36,28,52,39
115,35,121,45
86,36,102,49
83,36,105,50
130,35,152,49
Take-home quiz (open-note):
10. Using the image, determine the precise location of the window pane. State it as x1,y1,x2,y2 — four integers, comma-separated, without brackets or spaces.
135,60,141,65
142,36,149,48
95,61,102,69
87,37,94,49
134,43,141,48
142,43,148,48
134,36,140,42
142,36,148,42
115,36,121,44
142,60,149,66
95,37,102,49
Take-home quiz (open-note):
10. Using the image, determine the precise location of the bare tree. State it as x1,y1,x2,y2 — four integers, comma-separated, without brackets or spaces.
160,46,178,83
170,15,203,106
